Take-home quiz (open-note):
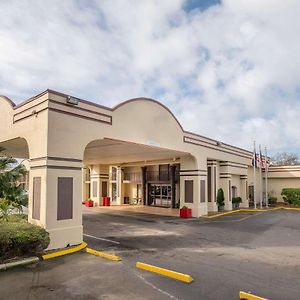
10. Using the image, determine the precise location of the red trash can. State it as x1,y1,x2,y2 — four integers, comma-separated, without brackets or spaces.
103,197,111,206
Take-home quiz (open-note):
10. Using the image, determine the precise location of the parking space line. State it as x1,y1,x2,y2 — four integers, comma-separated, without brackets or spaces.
83,233,120,244
136,262,193,283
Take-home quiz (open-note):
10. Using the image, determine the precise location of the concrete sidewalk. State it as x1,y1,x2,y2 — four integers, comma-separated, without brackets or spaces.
83,204,180,217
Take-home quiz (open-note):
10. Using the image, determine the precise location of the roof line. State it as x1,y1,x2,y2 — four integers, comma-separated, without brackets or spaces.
3,88,252,155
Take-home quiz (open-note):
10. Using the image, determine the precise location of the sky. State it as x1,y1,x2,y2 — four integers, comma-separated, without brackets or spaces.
0,0,299,156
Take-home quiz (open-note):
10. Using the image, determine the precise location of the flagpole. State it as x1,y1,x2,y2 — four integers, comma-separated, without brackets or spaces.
259,144,263,208
253,141,257,209
265,146,268,207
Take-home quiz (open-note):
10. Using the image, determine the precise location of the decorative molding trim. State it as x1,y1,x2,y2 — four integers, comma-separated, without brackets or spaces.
30,156,82,163
183,136,252,160
30,165,82,170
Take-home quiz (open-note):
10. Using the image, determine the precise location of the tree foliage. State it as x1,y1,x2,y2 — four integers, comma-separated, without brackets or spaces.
0,153,27,220
271,152,299,166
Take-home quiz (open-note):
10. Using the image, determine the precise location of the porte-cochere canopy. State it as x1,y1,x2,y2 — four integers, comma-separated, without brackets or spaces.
0,90,253,249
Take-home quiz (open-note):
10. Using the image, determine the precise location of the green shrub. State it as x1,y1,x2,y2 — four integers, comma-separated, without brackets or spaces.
232,197,242,204
281,188,300,206
0,222,50,262
217,188,225,207
268,196,277,205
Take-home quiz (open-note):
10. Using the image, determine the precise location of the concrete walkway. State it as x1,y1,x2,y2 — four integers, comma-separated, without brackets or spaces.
83,204,180,217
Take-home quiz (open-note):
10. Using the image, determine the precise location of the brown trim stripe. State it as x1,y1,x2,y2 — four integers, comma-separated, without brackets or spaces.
50,99,112,120
49,107,112,125
184,136,252,159
180,169,207,172
30,156,82,162
30,165,82,170
13,107,48,123
13,99,49,117
180,174,207,177
13,106,112,125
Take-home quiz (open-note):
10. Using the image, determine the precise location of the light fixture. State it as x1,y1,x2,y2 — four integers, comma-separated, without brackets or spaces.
67,96,80,105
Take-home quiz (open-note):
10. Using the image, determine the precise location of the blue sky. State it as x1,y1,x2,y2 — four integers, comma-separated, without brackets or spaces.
184,0,220,12
0,0,299,156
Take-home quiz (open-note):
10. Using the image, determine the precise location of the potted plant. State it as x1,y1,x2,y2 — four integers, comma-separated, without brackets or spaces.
232,196,242,209
217,188,225,211
180,205,192,218
85,198,94,207
268,196,277,207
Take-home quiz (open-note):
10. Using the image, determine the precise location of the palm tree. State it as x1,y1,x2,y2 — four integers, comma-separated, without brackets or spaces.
0,150,28,217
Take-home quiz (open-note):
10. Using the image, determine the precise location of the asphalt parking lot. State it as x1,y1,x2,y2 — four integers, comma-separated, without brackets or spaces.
1,209,300,299
83,208,300,300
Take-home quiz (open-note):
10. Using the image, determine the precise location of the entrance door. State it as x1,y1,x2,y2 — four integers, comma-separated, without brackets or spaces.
149,184,172,208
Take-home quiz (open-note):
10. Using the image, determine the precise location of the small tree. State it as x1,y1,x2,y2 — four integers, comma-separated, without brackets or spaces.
217,188,225,208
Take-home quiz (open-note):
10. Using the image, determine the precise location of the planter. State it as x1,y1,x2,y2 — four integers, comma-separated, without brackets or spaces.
180,208,192,218
85,200,94,207
232,203,240,209
218,206,225,212
103,197,111,206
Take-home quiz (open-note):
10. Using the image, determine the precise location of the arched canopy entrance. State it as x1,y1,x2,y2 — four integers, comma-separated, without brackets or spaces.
0,137,30,159
83,138,191,209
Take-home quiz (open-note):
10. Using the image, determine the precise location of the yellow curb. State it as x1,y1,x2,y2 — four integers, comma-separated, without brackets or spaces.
42,242,87,260
203,207,283,219
203,210,241,219
240,291,268,300
136,262,193,283
282,207,300,211
86,247,121,262
240,208,281,212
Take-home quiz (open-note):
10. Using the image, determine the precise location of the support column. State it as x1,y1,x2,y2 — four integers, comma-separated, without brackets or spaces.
170,165,176,208
179,156,208,217
116,166,123,205
141,166,147,205
219,176,232,211
207,160,218,212
240,175,249,208
90,165,101,206
28,158,83,250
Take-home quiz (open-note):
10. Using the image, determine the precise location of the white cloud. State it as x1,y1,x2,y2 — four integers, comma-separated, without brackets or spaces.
0,0,300,154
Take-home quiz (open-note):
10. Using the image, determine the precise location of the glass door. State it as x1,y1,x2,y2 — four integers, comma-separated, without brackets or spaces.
149,184,172,207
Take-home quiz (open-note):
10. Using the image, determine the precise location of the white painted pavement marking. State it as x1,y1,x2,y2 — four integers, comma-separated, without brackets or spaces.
135,271,179,300
83,233,120,245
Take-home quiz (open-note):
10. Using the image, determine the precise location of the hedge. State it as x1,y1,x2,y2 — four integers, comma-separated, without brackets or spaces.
281,188,300,206
0,221,50,262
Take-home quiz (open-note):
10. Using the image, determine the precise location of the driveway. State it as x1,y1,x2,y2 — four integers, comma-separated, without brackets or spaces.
83,208,300,300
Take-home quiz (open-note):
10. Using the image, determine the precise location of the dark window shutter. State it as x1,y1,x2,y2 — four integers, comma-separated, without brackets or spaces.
185,180,193,203
57,177,73,220
200,180,206,203
102,181,108,197
208,167,211,202
32,177,41,220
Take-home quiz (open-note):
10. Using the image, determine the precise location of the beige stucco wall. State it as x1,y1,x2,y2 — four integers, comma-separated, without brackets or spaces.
267,177,300,202
0,90,264,249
